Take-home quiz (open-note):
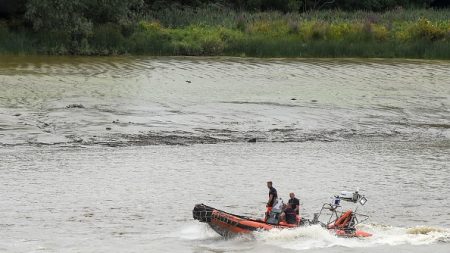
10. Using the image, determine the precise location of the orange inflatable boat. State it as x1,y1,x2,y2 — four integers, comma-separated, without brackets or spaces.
193,191,372,238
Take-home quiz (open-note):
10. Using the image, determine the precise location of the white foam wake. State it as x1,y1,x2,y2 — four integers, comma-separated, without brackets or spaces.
175,223,221,240
252,224,449,250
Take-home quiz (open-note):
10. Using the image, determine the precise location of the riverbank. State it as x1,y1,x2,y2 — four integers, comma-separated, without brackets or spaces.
1,8,449,59
2,56,449,146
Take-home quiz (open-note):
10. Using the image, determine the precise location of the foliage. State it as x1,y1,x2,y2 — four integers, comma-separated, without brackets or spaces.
23,0,143,53
410,17,446,41
0,3,449,58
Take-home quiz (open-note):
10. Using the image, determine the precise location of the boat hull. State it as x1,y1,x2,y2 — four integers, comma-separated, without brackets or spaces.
193,204,371,238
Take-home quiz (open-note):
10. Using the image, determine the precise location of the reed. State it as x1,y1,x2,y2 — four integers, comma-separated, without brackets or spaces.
0,25,34,54
0,8,449,59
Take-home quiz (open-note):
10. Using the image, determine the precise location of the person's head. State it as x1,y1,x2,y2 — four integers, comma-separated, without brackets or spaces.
289,192,295,199
267,181,272,188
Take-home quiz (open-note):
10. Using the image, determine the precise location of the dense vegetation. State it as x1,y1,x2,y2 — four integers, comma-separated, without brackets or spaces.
0,0,449,58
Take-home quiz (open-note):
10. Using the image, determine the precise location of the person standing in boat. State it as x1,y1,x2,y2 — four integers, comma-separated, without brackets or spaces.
265,181,278,221
288,192,300,215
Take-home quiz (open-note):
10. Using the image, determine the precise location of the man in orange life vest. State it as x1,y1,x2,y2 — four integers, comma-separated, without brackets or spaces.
265,181,277,221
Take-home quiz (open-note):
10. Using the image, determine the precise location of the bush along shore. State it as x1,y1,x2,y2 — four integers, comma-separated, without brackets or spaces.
1,7,450,59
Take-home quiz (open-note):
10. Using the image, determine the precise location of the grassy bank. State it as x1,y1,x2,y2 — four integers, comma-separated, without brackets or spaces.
1,8,449,59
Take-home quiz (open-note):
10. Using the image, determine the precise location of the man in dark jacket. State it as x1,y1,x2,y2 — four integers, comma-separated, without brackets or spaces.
267,181,277,208
265,181,277,221
281,203,297,224
288,192,300,215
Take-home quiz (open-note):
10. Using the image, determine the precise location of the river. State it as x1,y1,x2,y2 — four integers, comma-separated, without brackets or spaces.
0,56,449,252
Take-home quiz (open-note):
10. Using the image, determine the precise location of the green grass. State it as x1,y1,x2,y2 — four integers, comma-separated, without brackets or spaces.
0,26,34,55
1,8,449,59
145,7,450,28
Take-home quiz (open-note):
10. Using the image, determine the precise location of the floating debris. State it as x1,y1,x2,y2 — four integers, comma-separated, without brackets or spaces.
66,104,85,109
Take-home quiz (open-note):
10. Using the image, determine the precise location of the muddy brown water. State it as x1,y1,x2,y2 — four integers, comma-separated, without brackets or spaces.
0,56,449,252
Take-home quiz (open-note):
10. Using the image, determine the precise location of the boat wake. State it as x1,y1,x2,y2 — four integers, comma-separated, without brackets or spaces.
177,223,221,241
254,224,449,250
180,223,449,251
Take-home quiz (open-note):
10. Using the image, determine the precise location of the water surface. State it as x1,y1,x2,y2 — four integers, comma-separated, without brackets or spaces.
0,56,449,252
1,56,449,146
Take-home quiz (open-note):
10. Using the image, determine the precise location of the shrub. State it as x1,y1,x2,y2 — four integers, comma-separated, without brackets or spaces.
129,21,170,54
302,21,328,40
288,20,300,34
137,20,163,32
411,17,446,41
372,24,390,41
90,23,126,55
236,15,247,31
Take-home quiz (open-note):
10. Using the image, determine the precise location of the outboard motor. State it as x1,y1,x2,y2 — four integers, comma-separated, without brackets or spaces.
311,213,320,224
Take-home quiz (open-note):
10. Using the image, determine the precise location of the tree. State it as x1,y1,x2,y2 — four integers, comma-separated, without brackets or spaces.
25,0,92,36
0,0,27,19
302,0,336,11
85,0,144,25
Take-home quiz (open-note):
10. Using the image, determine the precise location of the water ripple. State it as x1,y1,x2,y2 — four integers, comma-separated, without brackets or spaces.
0,57,449,146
